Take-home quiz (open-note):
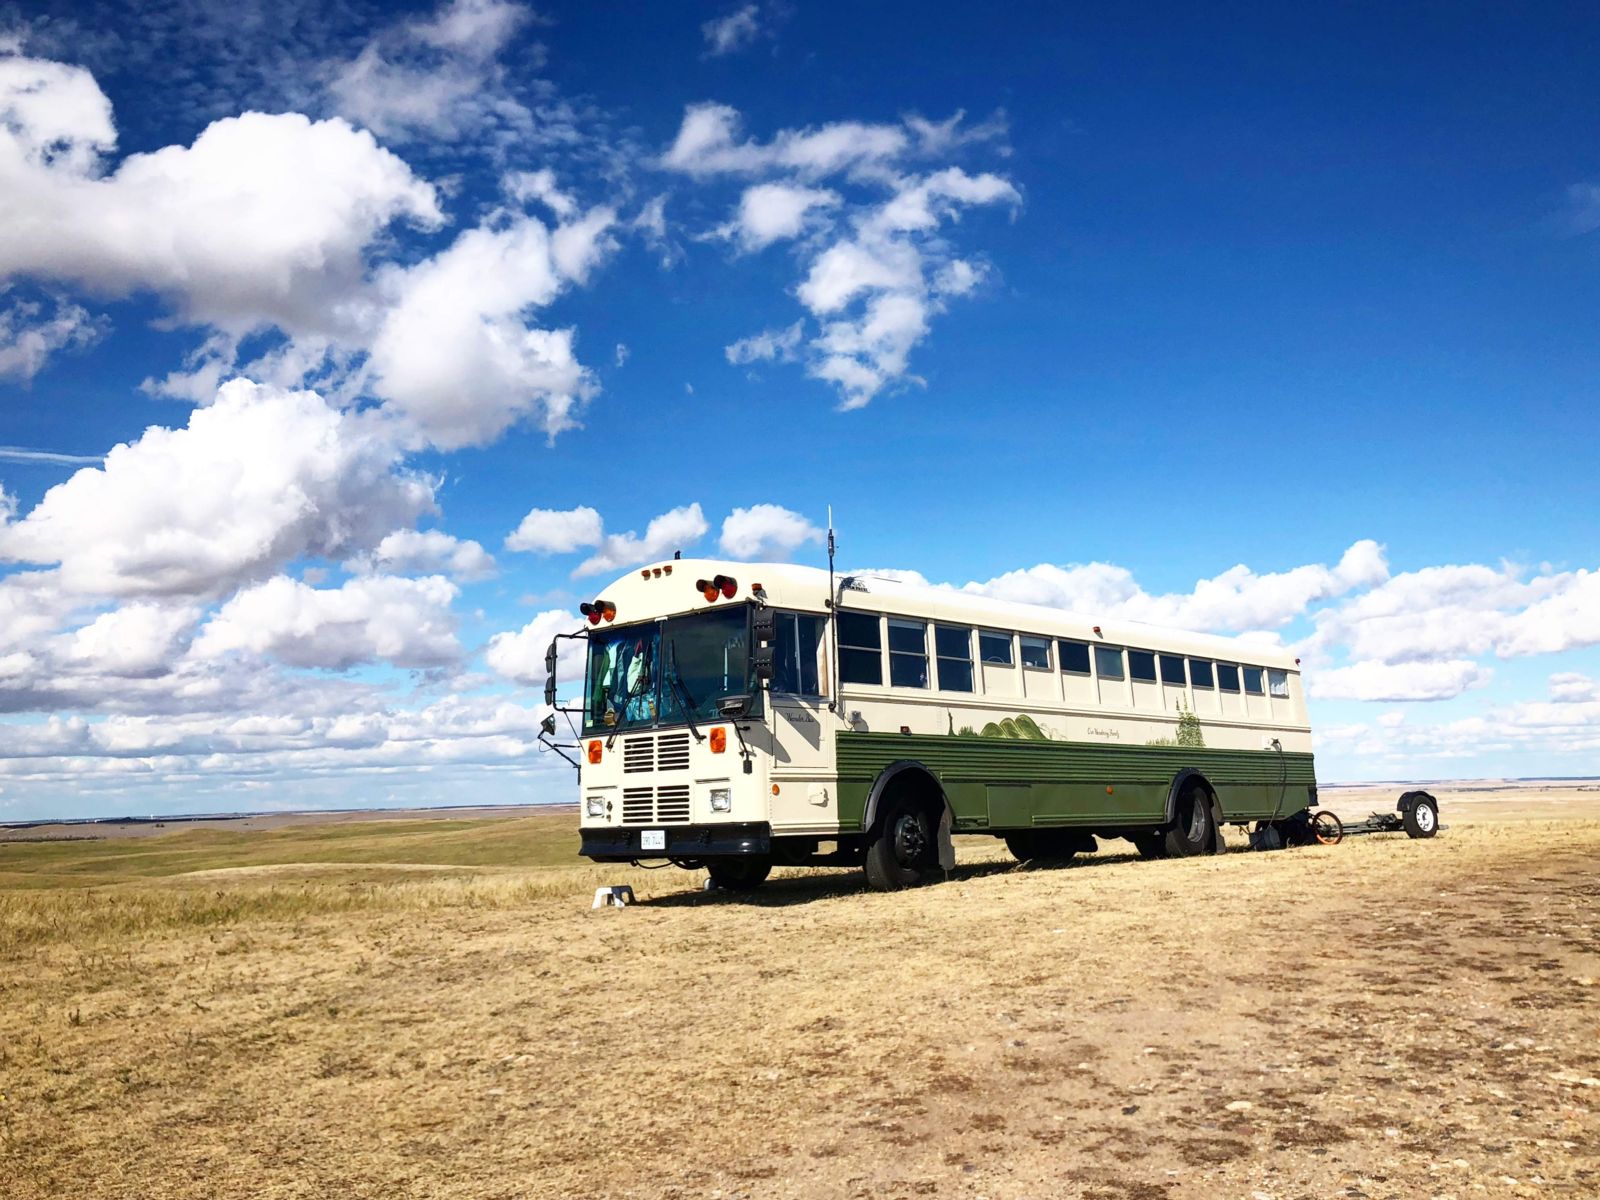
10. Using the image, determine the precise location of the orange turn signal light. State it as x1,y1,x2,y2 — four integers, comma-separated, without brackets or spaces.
587,740,602,764
709,727,727,754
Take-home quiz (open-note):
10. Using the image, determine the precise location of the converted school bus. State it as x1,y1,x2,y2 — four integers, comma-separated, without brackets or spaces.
555,559,1319,892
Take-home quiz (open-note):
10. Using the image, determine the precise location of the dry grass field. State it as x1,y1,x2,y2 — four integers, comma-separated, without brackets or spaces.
2,788,1597,1199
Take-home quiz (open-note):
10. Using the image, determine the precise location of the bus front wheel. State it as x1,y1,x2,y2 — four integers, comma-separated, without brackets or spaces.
864,795,935,891
707,857,772,892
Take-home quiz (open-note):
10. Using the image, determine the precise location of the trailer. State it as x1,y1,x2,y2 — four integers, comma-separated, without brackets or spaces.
1249,790,1441,850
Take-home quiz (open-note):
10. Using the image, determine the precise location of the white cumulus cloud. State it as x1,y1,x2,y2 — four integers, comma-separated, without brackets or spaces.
574,503,709,578
193,574,461,670
505,505,604,554
701,5,765,57
486,607,586,686
719,504,823,559
363,529,496,582
1307,659,1492,703
0,379,435,598
720,182,839,251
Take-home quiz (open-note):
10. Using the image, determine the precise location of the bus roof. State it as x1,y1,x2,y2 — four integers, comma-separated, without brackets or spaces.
597,558,1301,672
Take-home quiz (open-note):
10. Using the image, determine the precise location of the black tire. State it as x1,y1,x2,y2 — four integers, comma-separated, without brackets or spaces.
864,795,936,891
707,857,772,892
1131,832,1165,860
1004,831,1079,864
1402,795,1439,839
1162,785,1213,858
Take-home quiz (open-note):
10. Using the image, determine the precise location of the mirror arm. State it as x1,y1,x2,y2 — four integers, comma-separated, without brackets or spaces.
537,733,581,771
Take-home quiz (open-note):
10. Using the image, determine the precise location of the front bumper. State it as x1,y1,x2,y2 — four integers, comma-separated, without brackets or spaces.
580,822,772,861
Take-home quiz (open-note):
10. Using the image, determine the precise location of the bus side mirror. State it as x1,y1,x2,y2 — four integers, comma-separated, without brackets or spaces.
540,714,556,736
543,641,558,706
751,608,776,682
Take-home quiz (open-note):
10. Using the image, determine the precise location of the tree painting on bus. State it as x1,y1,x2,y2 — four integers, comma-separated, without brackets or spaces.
1146,701,1206,749
953,714,1057,741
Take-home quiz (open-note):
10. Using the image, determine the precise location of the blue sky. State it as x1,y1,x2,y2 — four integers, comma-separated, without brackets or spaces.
1,1,1598,820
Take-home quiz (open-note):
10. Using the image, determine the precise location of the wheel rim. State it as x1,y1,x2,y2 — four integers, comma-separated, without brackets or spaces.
1415,804,1435,832
892,812,928,865
1185,795,1209,842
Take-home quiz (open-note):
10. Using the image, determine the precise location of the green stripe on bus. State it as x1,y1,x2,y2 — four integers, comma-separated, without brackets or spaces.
836,731,1315,831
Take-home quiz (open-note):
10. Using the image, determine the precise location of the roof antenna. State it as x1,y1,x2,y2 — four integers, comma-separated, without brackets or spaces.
673,550,681,560
827,506,838,714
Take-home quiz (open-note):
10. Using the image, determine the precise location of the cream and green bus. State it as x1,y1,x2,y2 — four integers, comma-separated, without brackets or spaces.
544,558,1320,892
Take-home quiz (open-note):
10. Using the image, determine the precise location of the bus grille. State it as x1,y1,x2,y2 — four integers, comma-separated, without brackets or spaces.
622,737,653,773
622,787,653,822
620,784,693,825
656,734,691,772
621,733,692,774
656,784,691,823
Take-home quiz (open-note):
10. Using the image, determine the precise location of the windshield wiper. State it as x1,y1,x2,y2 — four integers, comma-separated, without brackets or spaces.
666,640,706,743
605,649,655,749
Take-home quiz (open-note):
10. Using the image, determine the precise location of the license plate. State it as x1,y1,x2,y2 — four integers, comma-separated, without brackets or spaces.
640,829,666,851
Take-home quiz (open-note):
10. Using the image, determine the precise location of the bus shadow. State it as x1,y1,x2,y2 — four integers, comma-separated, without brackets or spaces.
640,850,1148,908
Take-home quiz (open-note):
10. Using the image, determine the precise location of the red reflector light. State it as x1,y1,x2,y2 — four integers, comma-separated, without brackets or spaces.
588,610,601,625
717,574,737,599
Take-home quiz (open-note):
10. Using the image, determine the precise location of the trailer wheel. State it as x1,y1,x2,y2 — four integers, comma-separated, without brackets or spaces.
1311,811,1344,845
707,857,772,892
864,794,935,890
1402,795,1438,839
1162,784,1213,858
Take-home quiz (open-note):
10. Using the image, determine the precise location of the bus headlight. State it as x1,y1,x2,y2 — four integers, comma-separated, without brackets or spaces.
709,787,732,813
585,795,606,818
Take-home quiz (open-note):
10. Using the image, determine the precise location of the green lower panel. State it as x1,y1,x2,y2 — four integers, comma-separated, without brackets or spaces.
836,732,1316,831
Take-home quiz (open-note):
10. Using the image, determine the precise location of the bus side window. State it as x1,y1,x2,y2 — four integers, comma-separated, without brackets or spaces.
887,618,929,688
1267,668,1290,698
979,630,1013,665
1094,645,1125,680
1058,639,1091,674
1243,667,1265,695
1020,635,1051,670
1216,663,1241,692
838,612,883,686
935,625,974,692
771,612,823,695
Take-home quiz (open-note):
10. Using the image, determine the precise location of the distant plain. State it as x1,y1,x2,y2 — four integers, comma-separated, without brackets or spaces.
2,784,1596,1198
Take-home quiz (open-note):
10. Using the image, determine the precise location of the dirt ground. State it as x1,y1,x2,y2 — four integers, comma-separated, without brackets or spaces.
1,790,1596,1199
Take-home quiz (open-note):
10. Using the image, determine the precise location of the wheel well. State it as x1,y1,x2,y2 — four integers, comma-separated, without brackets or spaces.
862,761,948,832
1164,768,1215,824
1397,789,1436,813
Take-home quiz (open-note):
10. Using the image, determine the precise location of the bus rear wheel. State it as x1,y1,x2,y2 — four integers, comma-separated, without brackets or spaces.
707,857,772,892
1162,785,1213,858
864,795,935,891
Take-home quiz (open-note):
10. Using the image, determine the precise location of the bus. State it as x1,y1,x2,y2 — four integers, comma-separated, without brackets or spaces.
543,557,1322,892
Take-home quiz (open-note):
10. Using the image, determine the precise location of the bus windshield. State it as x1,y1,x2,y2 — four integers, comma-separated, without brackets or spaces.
585,622,661,734
583,607,753,733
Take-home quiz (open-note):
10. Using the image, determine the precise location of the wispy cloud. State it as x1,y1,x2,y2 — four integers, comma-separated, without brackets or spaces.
0,445,102,466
